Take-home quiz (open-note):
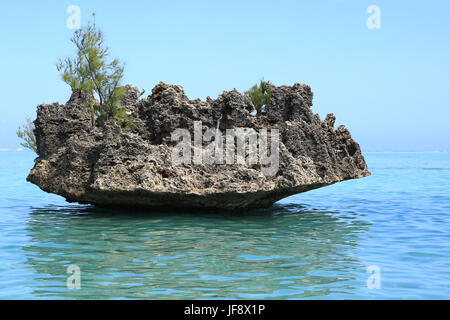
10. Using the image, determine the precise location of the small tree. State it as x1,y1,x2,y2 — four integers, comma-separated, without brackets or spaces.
57,13,131,128
17,118,37,153
245,79,273,114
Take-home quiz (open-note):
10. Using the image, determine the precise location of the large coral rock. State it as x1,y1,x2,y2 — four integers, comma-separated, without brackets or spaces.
27,82,370,212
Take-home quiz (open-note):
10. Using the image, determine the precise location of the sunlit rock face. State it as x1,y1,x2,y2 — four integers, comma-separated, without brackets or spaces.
27,82,370,212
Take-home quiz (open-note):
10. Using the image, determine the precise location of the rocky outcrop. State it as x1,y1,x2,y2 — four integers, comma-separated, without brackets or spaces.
27,82,370,212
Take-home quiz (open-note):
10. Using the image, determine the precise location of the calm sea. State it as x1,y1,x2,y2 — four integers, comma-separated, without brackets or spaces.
0,151,449,299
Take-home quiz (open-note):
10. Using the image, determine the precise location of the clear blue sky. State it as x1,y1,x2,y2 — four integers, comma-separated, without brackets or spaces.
1,0,449,151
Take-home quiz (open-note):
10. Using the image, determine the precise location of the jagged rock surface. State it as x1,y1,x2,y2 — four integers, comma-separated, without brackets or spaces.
27,82,370,212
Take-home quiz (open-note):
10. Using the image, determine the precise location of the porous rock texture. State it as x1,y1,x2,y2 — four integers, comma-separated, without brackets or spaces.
27,82,370,212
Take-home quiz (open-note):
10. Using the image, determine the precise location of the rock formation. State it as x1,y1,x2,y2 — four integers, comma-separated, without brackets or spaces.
27,82,370,212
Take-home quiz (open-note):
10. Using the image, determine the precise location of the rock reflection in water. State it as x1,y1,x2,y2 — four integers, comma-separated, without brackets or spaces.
22,204,370,299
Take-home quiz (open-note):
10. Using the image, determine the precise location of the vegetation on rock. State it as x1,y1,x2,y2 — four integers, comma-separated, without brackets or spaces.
56,13,131,129
16,117,36,152
245,80,273,114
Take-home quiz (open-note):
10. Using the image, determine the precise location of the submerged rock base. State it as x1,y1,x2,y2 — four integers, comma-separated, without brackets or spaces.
27,82,370,212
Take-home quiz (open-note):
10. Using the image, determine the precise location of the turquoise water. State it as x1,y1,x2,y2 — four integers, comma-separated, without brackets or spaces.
0,152,449,299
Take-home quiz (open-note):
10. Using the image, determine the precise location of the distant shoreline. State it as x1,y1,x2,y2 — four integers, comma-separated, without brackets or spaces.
0,148,23,152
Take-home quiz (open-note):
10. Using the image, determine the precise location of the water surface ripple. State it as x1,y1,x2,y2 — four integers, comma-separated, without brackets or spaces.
0,152,449,299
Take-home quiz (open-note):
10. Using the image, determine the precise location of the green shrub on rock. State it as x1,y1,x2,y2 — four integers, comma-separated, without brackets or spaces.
245,80,273,114
17,117,36,153
57,13,131,129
